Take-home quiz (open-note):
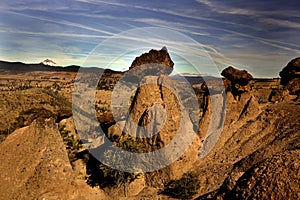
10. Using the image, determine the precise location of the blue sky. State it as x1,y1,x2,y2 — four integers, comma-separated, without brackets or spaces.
0,0,299,77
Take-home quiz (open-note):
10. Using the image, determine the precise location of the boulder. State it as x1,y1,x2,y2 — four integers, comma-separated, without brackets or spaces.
128,47,174,77
221,66,253,86
279,57,300,84
279,57,300,95
107,121,125,141
221,66,253,99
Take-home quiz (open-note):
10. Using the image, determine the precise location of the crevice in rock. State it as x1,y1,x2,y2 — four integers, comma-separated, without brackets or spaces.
238,96,252,121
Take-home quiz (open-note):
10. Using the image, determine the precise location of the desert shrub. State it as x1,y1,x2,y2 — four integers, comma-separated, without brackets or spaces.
87,136,143,196
100,136,142,185
162,171,200,199
98,151,139,187
59,125,82,161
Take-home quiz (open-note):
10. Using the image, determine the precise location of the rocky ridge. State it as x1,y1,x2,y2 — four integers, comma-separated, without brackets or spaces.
0,52,299,199
194,64,299,199
0,118,107,200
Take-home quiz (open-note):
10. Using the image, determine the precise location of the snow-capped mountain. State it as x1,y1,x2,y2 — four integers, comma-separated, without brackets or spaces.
41,59,56,66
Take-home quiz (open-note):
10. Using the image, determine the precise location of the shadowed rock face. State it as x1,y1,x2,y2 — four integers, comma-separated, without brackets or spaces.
221,66,253,99
221,66,253,86
279,57,300,95
128,47,174,77
280,57,300,84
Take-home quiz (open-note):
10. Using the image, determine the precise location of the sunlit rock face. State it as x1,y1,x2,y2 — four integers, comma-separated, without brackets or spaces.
0,118,76,199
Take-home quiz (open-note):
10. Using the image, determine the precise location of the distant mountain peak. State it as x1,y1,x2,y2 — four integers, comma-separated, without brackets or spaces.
161,46,168,52
41,59,56,66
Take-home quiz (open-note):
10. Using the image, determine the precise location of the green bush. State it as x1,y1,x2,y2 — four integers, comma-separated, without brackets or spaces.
59,125,82,161
88,136,144,196
162,172,200,199
99,136,143,185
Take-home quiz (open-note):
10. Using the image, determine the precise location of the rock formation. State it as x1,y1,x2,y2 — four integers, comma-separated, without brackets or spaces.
121,75,201,185
0,118,75,199
0,118,107,200
221,66,253,85
220,150,300,200
194,66,299,199
221,66,253,99
1,50,299,199
105,48,199,186
279,57,300,95
128,47,174,78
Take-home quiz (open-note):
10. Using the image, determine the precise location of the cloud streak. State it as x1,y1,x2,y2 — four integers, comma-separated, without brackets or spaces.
2,10,115,36
259,18,300,30
1,0,299,77
214,27,300,53
196,0,300,18
0,29,110,39
74,0,263,31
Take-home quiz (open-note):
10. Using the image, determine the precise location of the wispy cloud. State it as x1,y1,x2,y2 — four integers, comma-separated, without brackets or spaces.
196,0,300,18
0,29,110,39
74,0,263,31
214,27,300,53
1,0,299,77
133,18,211,36
2,10,115,36
75,0,154,11
259,18,300,30
196,0,255,15
135,11,300,55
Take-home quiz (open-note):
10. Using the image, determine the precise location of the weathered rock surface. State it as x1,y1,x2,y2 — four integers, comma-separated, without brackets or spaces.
128,47,174,77
221,66,253,86
126,174,146,197
219,150,300,200
193,63,299,200
0,118,75,199
1,51,299,200
0,118,107,200
194,94,300,199
279,57,300,95
122,75,201,185
221,66,253,98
